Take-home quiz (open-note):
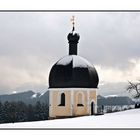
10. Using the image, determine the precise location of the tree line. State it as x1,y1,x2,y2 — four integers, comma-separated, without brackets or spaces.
0,101,49,124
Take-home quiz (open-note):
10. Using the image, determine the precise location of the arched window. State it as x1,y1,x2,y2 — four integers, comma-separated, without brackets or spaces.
59,93,65,106
77,93,84,106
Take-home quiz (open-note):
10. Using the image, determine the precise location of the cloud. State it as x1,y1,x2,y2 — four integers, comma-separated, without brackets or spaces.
78,13,140,69
0,12,140,95
96,58,140,84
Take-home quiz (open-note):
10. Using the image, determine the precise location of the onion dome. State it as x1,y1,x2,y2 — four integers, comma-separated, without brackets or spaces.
48,16,99,88
49,55,99,88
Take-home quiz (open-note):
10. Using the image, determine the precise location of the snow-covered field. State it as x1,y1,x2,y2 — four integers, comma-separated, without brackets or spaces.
1,109,140,128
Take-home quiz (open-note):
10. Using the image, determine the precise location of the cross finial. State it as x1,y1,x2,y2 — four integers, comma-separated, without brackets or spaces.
70,15,75,32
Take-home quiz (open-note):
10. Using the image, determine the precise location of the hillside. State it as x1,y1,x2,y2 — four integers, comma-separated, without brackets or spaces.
0,108,140,128
98,94,135,106
0,91,134,107
0,90,49,105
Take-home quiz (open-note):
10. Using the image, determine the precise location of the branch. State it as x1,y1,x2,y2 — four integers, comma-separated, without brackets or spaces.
127,80,140,99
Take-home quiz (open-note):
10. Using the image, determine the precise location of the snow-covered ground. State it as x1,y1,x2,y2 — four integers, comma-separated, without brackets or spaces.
1,109,140,128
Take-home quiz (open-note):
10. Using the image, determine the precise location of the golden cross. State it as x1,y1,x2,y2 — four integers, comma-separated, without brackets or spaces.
70,15,75,30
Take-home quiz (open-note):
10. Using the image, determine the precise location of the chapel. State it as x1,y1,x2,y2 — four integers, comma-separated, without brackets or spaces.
48,17,99,119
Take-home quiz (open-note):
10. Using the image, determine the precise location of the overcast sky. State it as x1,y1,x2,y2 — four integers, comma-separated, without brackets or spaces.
0,12,140,95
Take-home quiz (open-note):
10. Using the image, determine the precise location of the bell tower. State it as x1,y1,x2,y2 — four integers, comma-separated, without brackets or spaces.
67,16,80,55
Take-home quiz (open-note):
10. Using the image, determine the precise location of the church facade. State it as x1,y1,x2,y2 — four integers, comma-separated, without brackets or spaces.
48,18,99,119
49,88,97,118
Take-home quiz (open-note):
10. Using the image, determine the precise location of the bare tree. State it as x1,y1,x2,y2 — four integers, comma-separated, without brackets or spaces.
127,81,140,98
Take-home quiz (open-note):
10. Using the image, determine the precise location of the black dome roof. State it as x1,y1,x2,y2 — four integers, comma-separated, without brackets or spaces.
49,55,99,88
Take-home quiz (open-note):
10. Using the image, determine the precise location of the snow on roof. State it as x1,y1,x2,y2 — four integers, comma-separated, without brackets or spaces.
57,55,73,65
57,55,93,68
73,55,93,68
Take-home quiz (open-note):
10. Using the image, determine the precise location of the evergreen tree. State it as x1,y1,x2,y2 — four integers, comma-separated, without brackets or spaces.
3,101,11,123
34,101,43,121
9,102,17,123
42,102,49,120
0,100,49,124
16,101,27,122
27,104,35,121
0,102,5,123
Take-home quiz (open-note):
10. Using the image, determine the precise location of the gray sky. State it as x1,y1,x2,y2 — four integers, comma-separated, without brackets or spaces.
0,12,140,95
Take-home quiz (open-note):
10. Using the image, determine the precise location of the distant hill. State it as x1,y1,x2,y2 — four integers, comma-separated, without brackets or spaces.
0,90,49,105
0,90,135,107
97,95,135,106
